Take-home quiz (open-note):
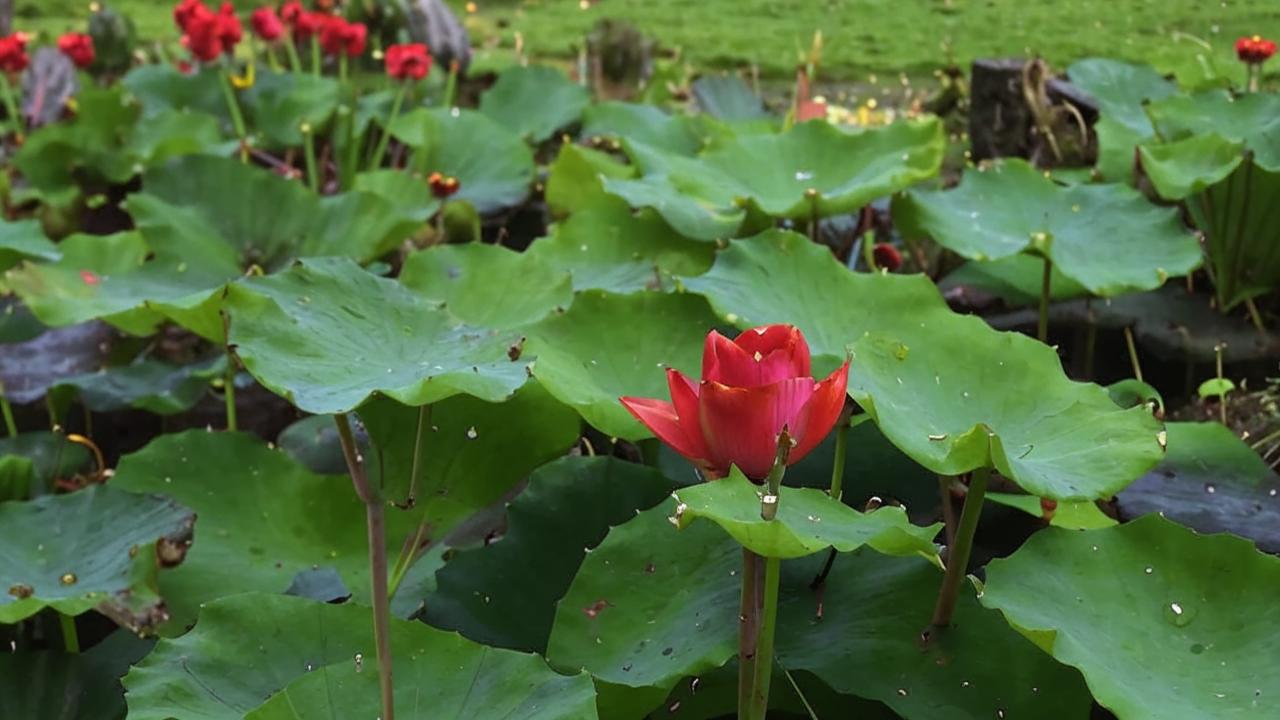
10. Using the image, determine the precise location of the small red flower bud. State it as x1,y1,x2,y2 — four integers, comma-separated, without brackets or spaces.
1040,497,1058,521
1236,35,1277,64
428,172,461,199
872,242,903,272
385,43,432,81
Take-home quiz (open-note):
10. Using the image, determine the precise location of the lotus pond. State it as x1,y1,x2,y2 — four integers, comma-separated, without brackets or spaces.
1,2,1279,720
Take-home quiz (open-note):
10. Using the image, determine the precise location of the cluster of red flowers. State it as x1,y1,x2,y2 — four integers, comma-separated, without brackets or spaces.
1236,35,1277,65
57,32,95,69
385,43,431,80
265,2,366,57
174,0,243,62
318,15,366,57
250,7,285,42
0,33,28,74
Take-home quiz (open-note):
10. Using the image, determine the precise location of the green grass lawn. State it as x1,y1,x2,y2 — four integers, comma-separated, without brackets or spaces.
23,0,1280,83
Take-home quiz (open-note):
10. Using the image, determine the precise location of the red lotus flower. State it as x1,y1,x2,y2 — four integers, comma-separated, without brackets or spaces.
181,2,241,61
214,3,243,48
0,33,29,73
621,325,850,479
57,32,96,69
1237,35,1277,65
872,243,903,272
428,171,460,199
290,10,326,41
280,1,305,25
250,6,285,42
319,16,367,57
174,0,212,34
385,43,431,81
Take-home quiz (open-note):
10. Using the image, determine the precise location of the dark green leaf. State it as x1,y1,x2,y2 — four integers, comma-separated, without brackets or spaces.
480,65,590,143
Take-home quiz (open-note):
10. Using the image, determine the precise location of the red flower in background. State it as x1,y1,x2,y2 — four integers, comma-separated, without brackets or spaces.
1236,35,1277,64
872,243,903,272
621,325,850,479
385,43,431,80
177,1,241,62
288,9,326,41
428,172,460,198
0,33,29,73
320,16,367,57
174,0,212,33
280,1,305,25
214,3,243,49
57,32,95,68
250,7,285,41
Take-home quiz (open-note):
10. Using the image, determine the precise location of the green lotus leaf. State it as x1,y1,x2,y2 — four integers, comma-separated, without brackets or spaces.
354,381,582,546
480,64,590,143
547,504,740,696
1138,134,1244,199
680,229,947,363
526,290,718,438
981,515,1280,719
671,468,940,559
241,69,341,148
1145,90,1280,171
939,254,1089,307
122,65,226,121
50,356,226,415
354,169,439,221
125,592,598,720
0,219,58,272
224,258,530,414
1066,58,1176,181
390,107,536,214
691,75,770,122
528,197,714,293
581,102,706,155
0,630,152,720
850,314,1165,500
0,432,92,500
607,119,943,240
427,456,675,653
0,485,193,629
777,550,1092,719
400,243,572,329
109,429,418,630
1117,422,1280,552
544,142,635,217
986,492,1118,530
893,159,1201,296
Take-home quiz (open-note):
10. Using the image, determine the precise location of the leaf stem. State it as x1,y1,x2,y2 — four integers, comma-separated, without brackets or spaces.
0,72,23,142
222,313,237,432
1037,255,1052,343
930,466,989,628
369,82,408,171
1244,297,1267,338
302,123,319,192
1124,326,1144,383
284,38,303,74
334,413,395,720
442,61,460,111
737,548,761,720
0,381,17,437
828,420,848,501
748,555,782,720
218,70,249,163
59,612,79,653
310,36,321,77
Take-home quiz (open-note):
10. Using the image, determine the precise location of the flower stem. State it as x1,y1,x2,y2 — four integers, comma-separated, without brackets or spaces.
339,54,348,85
334,413,395,720
737,548,761,720
59,612,79,653
221,313,237,432
218,70,249,164
0,381,17,437
369,82,408,171
1124,325,1144,383
284,38,303,74
828,419,849,501
442,60,460,110
1037,255,1052,343
930,466,989,629
310,36,321,77
302,123,319,192
0,73,23,142
861,229,876,271
748,555,782,720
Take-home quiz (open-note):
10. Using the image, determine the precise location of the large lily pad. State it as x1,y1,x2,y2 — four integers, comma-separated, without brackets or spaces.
400,243,572,329
1117,422,1280,552
679,229,951,363
526,290,718,439
1145,90,1280,171
893,159,1200,296
126,592,598,720
982,515,1280,719
527,197,714,294
109,430,417,630
224,258,530,414
777,551,1092,719
480,64,590,143
581,102,706,156
390,108,536,214
1066,58,1177,181
427,456,675,652
671,469,939,559
0,219,58,272
849,313,1165,500
0,485,194,628
939,254,1090,307
606,119,944,240
50,356,225,415
544,142,636,217
547,505,740,696
241,70,341,148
